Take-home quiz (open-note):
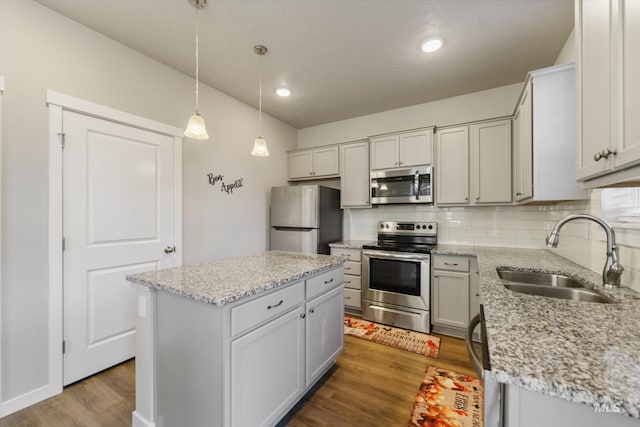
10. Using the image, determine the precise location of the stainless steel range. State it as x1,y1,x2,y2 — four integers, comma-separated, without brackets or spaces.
362,221,437,333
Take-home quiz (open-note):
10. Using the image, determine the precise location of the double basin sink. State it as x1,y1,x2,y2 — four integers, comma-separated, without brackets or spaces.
498,269,615,304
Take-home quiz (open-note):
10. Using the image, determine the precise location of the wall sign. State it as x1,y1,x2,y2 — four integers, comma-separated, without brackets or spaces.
207,172,244,195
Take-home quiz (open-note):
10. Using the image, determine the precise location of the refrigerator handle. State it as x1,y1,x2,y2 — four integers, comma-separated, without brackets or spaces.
272,226,315,232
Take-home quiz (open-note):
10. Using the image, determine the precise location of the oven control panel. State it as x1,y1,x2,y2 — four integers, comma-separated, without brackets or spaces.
377,221,437,236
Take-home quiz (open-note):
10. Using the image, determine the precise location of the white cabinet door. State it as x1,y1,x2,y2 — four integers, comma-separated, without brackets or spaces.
313,146,340,177
231,306,305,427
306,285,344,386
432,270,470,329
370,134,400,169
399,129,432,167
340,141,370,208
576,0,613,181
515,82,533,201
613,0,640,170
470,119,512,203
289,150,314,179
436,126,469,204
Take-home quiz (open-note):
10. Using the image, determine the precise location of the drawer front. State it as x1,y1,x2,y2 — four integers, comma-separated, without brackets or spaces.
330,247,362,262
343,261,361,276
343,275,362,290
433,255,470,272
307,267,344,300
231,281,305,338
343,288,362,309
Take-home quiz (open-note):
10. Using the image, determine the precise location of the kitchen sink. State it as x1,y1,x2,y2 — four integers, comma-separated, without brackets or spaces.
497,269,616,304
497,270,585,288
502,283,615,303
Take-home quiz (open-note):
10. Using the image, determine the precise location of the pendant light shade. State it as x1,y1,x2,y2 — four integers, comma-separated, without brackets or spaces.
251,44,269,156
184,113,209,139
251,136,269,156
184,0,209,140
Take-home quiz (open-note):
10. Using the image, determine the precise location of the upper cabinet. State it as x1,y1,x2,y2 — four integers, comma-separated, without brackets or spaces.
340,140,370,208
436,119,512,206
370,128,433,170
577,0,640,187
513,64,588,202
288,146,340,180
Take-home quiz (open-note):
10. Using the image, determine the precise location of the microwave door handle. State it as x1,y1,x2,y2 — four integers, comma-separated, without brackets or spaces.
414,170,420,200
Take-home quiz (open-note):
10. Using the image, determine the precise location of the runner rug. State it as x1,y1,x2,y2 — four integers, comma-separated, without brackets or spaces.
409,365,483,427
343,316,440,358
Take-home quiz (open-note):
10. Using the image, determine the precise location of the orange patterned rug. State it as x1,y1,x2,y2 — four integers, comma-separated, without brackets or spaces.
409,366,483,427
344,317,440,358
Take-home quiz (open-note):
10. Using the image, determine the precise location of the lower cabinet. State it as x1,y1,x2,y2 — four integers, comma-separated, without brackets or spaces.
231,285,344,427
231,306,306,427
306,286,344,385
330,247,362,314
431,254,479,338
142,265,345,427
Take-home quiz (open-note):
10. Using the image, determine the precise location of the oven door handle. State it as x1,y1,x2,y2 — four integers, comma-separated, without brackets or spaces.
466,314,484,380
362,250,431,261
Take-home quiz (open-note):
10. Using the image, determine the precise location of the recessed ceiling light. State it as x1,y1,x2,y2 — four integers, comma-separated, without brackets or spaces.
276,87,291,97
421,39,443,53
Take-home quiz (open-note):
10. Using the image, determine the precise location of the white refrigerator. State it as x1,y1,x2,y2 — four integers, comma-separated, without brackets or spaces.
269,185,343,254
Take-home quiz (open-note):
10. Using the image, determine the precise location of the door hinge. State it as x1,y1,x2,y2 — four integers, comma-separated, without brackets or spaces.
58,132,66,150
62,237,66,251
62,340,66,354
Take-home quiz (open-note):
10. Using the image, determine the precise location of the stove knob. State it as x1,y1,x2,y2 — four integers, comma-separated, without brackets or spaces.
422,225,427,229
428,225,433,230
385,224,390,229
380,224,384,229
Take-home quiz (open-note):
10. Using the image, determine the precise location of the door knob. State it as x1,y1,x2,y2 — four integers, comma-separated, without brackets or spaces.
164,246,176,254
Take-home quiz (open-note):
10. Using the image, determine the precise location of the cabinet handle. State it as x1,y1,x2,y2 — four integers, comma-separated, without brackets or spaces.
345,267,351,270
515,192,522,196
164,246,176,253
345,296,351,300
594,148,617,162
267,300,284,310
444,262,458,266
475,196,480,201
345,280,351,284
398,161,403,165
464,197,469,201
324,278,334,284
434,274,439,278
300,313,306,319
309,308,315,314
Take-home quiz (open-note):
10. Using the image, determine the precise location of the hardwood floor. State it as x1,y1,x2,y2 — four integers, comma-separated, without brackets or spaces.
0,334,476,426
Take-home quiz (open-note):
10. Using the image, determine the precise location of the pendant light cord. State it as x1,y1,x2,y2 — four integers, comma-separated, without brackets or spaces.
195,6,200,113
258,53,263,137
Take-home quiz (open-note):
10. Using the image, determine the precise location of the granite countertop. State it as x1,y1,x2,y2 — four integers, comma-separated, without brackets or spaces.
126,251,346,307
328,240,374,249
433,244,640,418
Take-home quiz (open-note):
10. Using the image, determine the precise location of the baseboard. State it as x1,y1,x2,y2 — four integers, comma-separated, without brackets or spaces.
132,410,155,427
1,384,60,418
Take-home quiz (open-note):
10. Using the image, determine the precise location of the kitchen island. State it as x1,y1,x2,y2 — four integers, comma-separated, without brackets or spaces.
126,251,346,427
434,245,640,425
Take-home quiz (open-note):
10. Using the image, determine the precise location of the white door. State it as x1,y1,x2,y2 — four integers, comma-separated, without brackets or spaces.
62,110,177,385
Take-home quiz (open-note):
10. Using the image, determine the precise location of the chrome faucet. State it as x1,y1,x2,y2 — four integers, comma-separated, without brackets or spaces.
546,214,624,289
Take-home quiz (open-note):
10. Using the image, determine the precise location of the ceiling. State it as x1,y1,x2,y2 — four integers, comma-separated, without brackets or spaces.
37,0,574,129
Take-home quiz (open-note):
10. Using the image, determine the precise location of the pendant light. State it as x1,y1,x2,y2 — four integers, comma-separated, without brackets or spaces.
251,44,270,157
184,0,209,140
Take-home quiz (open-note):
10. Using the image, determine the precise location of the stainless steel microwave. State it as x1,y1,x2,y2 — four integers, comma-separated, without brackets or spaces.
371,166,433,204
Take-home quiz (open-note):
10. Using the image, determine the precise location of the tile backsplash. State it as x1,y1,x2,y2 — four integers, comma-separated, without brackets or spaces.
346,189,640,293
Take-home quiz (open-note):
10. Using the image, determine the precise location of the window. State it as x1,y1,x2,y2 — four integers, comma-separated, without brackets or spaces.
602,188,640,227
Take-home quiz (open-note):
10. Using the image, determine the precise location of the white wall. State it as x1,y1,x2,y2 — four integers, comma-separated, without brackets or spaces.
297,83,523,148
0,0,296,407
554,29,576,65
